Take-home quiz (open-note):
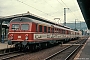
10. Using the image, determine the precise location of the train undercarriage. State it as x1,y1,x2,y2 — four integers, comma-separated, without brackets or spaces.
8,37,79,51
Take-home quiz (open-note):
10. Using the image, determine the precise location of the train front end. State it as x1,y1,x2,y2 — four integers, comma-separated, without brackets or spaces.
8,17,33,46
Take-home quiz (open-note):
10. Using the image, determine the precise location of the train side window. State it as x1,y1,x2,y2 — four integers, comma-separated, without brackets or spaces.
60,29,61,33
62,29,63,34
62,30,64,34
44,26,47,32
57,28,59,33
39,25,42,32
48,27,50,33
59,29,61,33
58,29,59,33
36,24,38,32
54,28,55,33
51,28,52,33
69,31,70,34
52,28,54,33
56,28,58,33
58,29,60,33
64,30,65,34
55,28,57,33
59,29,60,33
64,30,66,34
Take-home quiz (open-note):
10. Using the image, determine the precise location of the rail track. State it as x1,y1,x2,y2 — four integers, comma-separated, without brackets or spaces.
44,37,88,60
0,46,26,60
0,37,88,60
0,50,27,60
9,37,88,60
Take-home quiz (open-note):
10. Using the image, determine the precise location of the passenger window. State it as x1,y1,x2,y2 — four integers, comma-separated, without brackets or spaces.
36,24,38,32
44,26,47,32
39,25,42,32
52,28,54,33
48,27,50,33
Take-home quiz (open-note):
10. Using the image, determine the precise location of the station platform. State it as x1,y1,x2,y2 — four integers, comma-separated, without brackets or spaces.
0,42,13,50
75,37,90,60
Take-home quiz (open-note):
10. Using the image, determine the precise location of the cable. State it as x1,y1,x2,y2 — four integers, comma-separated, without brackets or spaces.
16,0,54,17
61,0,68,7
44,0,63,18
44,0,63,23
44,0,54,9
57,0,77,18
61,0,79,17
57,0,65,7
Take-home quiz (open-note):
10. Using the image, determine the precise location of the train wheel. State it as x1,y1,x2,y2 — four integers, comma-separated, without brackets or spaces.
28,44,35,52
35,44,40,51
15,44,22,51
41,42,47,49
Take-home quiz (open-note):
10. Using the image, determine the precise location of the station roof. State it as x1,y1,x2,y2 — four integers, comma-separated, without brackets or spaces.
0,12,56,25
0,12,71,29
77,0,90,29
0,12,49,22
2,24,9,28
0,12,51,28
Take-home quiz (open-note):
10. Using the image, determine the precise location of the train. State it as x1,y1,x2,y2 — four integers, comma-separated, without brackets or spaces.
8,17,82,50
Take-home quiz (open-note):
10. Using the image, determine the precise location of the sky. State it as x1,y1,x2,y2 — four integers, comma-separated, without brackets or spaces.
0,0,85,24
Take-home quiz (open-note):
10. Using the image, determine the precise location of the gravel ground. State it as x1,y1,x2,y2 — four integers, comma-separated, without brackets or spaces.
10,37,87,60
10,45,69,60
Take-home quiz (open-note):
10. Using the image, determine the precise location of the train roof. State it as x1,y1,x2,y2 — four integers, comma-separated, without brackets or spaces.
10,17,52,27
10,17,74,31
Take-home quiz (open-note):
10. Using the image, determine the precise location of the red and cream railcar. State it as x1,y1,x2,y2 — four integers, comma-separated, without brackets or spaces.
8,17,80,48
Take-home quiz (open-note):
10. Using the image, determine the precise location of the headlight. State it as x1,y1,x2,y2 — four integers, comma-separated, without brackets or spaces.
10,36,13,40
25,34,28,40
25,36,28,40
10,34,13,40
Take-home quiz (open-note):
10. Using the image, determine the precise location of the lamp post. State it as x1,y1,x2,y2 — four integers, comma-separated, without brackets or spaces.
64,8,69,26
0,19,2,42
75,19,78,30
80,21,81,30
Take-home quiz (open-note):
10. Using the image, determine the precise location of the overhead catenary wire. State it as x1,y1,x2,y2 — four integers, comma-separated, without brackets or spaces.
44,0,63,23
41,0,65,23
16,0,54,17
57,0,79,21
44,0,62,14
61,0,79,19
16,0,82,23
57,0,65,7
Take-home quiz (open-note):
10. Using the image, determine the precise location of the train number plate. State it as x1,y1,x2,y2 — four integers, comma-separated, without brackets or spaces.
18,36,21,38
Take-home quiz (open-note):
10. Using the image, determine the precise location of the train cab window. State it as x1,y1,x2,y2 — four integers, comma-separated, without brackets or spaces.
12,24,19,30
48,27,50,33
21,24,29,30
39,25,42,32
44,26,47,32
